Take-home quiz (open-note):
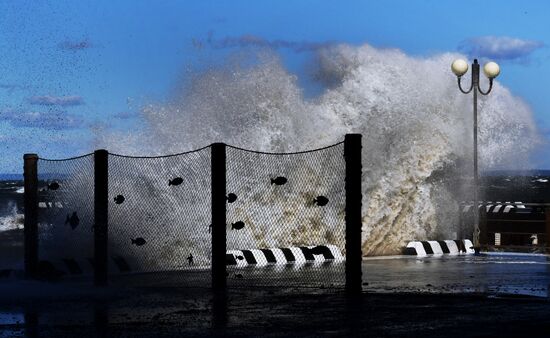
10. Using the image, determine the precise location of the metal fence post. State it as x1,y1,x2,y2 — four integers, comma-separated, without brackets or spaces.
457,203,463,240
211,143,227,291
545,207,550,252
479,203,488,249
344,134,362,293
23,154,39,279
94,149,109,286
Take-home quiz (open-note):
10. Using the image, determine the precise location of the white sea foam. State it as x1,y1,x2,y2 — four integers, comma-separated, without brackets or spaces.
87,44,540,256
0,202,24,232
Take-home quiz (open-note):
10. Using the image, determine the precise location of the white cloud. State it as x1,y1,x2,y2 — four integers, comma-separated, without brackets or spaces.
0,110,83,129
458,36,543,61
58,39,92,51
28,95,84,106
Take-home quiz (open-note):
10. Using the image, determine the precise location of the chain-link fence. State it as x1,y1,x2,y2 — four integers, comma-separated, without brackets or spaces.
26,135,361,289
107,148,212,287
225,143,346,288
36,154,95,280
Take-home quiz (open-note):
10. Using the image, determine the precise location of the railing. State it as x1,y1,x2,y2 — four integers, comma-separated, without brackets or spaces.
459,201,550,252
23,134,363,292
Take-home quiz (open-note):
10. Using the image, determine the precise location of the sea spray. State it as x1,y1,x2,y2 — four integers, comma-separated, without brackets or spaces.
86,44,539,257
0,201,24,232
0,201,25,268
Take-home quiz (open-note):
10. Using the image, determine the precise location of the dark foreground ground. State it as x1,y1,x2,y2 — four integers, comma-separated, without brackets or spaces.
0,286,550,337
0,290,550,337
1,253,549,337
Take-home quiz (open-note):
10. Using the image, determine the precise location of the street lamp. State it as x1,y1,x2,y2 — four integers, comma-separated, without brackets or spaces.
451,58,500,249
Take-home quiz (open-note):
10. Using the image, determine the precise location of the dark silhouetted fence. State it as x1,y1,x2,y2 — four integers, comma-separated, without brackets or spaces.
107,146,212,287
24,134,362,291
33,153,95,282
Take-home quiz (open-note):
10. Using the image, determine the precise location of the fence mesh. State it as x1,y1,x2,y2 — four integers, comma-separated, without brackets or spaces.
37,154,95,279
107,148,212,287
32,140,348,289
225,143,346,288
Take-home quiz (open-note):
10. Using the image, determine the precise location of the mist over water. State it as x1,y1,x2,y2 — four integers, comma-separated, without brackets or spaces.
96,44,540,256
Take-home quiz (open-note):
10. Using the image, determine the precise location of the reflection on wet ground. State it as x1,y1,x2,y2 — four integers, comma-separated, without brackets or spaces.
363,253,550,298
0,253,549,336
105,253,550,297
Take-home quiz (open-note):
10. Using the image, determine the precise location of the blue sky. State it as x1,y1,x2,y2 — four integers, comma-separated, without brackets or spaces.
1,0,549,172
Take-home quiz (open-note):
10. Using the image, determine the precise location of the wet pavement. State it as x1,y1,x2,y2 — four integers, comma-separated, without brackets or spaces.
363,253,550,297
0,253,549,337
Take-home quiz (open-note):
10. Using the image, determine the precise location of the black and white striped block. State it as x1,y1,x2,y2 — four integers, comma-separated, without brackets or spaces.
38,201,69,209
461,201,526,214
404,240,475,256
226,245,344,267
35,255,133,276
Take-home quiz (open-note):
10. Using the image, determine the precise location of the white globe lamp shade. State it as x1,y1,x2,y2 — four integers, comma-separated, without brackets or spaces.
483,61,500,79
451,59,468,77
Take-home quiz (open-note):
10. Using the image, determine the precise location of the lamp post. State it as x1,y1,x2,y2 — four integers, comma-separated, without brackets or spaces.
451,58,500,248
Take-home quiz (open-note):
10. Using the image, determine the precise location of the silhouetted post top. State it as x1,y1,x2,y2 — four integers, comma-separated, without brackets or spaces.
94,149,109,287
344,133,362,294
23,153,39,280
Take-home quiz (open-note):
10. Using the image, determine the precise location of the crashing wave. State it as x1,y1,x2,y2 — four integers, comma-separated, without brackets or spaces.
0,202,24,232
86,44,540,256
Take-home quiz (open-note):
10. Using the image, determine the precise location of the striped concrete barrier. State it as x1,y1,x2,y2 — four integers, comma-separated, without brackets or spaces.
461,201,526,214
38,201,68,209
226,245,344,267
404,239,475,256
30,245,344,277
29,255,133,278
